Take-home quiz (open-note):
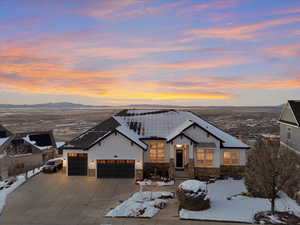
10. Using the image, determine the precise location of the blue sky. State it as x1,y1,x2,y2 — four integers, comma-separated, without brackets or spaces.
0,0,300,106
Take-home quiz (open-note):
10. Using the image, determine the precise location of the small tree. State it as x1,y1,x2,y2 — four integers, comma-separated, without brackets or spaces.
245,139,300,214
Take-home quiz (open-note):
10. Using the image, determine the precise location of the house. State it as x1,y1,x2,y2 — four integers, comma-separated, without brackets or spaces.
0,125,14,179
0,126,57,179
63,109,249,180
279,100,300,153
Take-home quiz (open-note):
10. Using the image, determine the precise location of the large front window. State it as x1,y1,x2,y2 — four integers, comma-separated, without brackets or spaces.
149,141,166,162
223,152,239,165
196,149,214,167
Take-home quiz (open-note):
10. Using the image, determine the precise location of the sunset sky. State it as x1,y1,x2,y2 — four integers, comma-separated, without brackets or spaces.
0,0,300,106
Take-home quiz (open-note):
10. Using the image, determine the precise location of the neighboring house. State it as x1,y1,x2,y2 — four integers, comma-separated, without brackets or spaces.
56,141,65,155
64,110,249,180
279,100,300,153
0,125,14,179
0,126,57,179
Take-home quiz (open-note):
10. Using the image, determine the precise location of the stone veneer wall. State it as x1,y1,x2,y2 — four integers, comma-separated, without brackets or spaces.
144,162,170,179
135,169,143,181
194,167,220,179
220,165,245,177
88,169,96,177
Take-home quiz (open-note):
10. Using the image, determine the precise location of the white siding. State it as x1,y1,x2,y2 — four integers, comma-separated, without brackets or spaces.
184,126,221,167
89,133,144,168
280,123,300,152
170,135,193,159
63,132,144,176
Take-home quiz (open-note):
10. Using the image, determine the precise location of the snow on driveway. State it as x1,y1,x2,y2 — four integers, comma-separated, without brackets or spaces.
180,179,300,223
0,168,41,214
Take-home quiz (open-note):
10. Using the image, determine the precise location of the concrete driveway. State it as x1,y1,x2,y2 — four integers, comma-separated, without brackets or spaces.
0,172,249,225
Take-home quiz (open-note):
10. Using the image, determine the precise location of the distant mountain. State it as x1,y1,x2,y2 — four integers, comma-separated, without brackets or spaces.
0,102,102,108
128,104,186,108
0,102,286,109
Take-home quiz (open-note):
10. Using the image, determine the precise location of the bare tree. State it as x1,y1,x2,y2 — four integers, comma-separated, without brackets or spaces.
245,139,300,214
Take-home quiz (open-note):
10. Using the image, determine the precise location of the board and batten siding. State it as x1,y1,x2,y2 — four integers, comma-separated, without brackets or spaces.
280,123,300,152
184,125,221,168
169,135,193,159
63,132,144,175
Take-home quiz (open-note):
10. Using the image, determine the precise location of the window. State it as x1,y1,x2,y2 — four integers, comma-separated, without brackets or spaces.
149,141,166,162
196,149,214,167
223,152,239,165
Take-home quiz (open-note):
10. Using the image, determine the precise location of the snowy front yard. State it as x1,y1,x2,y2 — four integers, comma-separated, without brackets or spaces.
106,191,174,218
180,179,300,223
0,168,41,214
137,179,175,186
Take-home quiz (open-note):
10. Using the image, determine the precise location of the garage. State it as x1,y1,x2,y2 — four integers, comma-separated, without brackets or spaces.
68,153,87,176
97,160,135,178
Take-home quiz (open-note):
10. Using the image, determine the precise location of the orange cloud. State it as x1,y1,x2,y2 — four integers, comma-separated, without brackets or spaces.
160,76,300,90
185,16,300,41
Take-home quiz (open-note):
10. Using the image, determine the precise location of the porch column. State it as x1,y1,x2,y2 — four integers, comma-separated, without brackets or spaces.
188,144,195,178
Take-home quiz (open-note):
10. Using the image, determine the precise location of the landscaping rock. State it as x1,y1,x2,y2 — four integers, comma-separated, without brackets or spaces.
295,191,300,205
177,180,210,211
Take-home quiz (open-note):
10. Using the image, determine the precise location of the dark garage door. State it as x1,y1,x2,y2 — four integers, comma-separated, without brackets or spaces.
68,153,87,176
97,160,135,178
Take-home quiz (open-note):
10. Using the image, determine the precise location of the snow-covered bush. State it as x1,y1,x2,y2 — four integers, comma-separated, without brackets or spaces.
177,180,210,211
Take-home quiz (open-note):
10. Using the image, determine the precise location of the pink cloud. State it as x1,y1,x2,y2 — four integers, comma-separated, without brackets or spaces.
264,43,300,58
178,0,238,15
185,16,300,41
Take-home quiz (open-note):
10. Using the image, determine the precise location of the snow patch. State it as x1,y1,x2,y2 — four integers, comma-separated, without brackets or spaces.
137,179,174,186
180,179,300,223
178,179,207,193
106,191,174,218
0,167,41,214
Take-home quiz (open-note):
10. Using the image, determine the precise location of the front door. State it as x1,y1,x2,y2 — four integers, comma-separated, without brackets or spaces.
176,150,183,168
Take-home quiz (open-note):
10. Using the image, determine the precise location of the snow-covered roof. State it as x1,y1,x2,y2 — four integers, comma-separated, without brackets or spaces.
0,125,13,150
114,110,249,149
0,137,10,147
67,109,248,150
56,141,65,148
22,135,54,150
166,120,194,142
114,120,147,150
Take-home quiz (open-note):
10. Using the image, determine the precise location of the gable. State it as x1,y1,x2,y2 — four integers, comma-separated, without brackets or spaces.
89,131,144,161
279,103,299,126
183,125,220,146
